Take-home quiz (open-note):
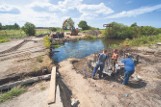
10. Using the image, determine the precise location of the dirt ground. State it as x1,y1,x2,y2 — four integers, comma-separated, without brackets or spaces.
0,36,63,107
58,46,161,107
0,36,52,82
1,35,161,107
0,81,63,107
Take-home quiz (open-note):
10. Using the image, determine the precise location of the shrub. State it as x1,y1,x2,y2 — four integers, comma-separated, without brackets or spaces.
43,35,51,48
22,22,36,36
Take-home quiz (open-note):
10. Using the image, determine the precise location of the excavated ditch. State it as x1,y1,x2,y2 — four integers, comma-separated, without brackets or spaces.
0,68,51,86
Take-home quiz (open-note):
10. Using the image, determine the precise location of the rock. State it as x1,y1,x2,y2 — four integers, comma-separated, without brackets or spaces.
134,75,141,81
123,93,129,97
71,98,79,107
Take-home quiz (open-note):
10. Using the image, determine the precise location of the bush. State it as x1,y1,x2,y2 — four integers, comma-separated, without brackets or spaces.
22,22,36,36
43,35,51,48
104,22,161,40
78,20,89,30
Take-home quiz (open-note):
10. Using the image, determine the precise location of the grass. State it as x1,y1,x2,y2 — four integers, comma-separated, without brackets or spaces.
0,30,26,43
0,87,26,103
84,35,97,40
0,29,50,43
53,44,61,48
35,29,50,35
43,35,51,48
36,56,43,63
121,34,161,46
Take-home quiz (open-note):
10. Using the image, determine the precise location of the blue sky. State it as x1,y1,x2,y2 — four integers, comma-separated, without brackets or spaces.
0,0,161,28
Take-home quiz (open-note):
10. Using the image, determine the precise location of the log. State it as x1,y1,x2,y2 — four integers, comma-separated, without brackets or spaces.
0,74,51,91
48,67,57,104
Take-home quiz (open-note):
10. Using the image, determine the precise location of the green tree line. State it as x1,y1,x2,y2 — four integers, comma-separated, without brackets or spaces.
104,22,161,39
0,23,20,30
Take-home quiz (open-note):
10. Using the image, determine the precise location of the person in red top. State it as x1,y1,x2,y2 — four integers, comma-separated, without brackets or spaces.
111,49,119,73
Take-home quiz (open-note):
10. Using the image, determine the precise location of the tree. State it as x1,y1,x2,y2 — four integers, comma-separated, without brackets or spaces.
131,22,138,27
0,23,2,30
13,23,20,29
22,22,36,36
78,20,89,30
62,18,75,30
49,27,57,32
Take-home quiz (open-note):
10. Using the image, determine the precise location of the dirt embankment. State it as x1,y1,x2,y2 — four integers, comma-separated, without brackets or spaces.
58,45,161,107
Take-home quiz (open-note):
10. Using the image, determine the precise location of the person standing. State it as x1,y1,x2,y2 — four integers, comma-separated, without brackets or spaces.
121,53,135,85
92,50,108,79
111,49,119,73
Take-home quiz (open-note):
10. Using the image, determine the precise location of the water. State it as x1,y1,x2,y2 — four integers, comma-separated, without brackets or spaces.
52,39,121,62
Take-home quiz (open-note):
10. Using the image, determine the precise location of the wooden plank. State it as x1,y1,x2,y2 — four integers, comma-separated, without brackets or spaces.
48,67,57,104
0,74,51,91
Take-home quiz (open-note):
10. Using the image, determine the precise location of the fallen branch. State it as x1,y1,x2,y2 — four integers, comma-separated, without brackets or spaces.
0,74,51,91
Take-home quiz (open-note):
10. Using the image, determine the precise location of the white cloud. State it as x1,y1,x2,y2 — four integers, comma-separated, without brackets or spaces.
108,4,161,19
0,4,20,14
0,0,113,27
78,3,113,19
29,0,113,19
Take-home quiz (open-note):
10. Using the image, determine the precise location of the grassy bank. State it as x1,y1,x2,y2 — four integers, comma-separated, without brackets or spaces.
0,29,50,43
121,34,161,46
0,87,26,103
43,35,51,48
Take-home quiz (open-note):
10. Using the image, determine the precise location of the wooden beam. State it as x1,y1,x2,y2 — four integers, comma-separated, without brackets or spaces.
0,74,51,91
48,67,57,104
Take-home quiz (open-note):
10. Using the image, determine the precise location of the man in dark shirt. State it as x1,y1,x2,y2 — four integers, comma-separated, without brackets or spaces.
92,50,108,79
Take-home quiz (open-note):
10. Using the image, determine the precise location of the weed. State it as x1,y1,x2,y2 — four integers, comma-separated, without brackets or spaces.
43,35,51,48
0,87,26,103
37,56,43,63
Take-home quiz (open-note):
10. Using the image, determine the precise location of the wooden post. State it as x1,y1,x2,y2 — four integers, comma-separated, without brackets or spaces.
48,67,57,104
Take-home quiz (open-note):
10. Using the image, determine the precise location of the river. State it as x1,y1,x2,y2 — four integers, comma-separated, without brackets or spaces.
52,39,121,62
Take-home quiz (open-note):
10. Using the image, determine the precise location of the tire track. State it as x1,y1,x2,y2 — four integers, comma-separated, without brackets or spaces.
0,39,29,55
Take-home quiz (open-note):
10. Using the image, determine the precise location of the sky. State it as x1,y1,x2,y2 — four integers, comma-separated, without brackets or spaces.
0,0,161,28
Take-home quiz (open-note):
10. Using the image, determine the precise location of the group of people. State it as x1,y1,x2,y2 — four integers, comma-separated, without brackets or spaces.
92,49,135,85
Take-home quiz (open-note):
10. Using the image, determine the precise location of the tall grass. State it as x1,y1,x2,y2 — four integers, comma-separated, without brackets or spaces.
0,29,50,43
0,30,26,43
0,87,26,103
43,35,51,48
35,29,50,35
121,34,161,46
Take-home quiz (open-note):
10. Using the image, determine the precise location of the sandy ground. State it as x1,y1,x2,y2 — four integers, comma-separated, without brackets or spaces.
0,81,63,107
0,36,63,107
0,36,52,80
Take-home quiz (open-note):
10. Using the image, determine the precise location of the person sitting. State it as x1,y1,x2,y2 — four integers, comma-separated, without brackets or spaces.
121,53,135,85
92,50,108,79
